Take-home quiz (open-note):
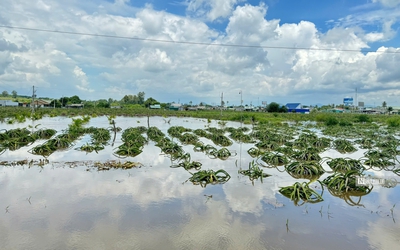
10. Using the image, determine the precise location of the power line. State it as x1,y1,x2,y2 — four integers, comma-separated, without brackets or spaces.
1,25,399,53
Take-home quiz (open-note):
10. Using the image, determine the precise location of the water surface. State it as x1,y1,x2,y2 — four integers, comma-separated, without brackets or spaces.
0,116,399,249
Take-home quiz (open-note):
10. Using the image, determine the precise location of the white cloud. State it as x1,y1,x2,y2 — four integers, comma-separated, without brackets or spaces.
73,66,94,93
0,0,399,105
187,0,242,21
373,0,400,7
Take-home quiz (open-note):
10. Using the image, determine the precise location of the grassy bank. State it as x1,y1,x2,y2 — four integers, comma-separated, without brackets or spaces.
0,106,399,128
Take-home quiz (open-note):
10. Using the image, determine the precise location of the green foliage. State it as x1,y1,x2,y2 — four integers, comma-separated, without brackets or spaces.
121,91,145,105
69,95,82,104
387,117,400,127
333,139,356,153
189,169,231,187
114,143,142,158
315,113,329,122
286,161,325,178
144,97,159,108
96,100,110,108
49,100,62,108
279,182,324,205
208,147,234,160
279,105,288,113
325,116,339,126
326,158,364,173
238,160,271,182
322,170,372,194
355,114,371,123
266,102,280,113
339,120,353,126
59,97,69,106
260,152,288,166
77,143,105,153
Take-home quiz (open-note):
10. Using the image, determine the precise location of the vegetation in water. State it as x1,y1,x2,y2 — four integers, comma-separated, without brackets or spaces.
279,181,324,206
188,169,231,187
238,160,271,183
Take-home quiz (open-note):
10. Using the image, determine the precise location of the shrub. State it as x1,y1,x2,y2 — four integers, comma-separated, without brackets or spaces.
387,117,400,127
356,114,371,123
315,113,328,122
325,116,338,126
339,120,352,126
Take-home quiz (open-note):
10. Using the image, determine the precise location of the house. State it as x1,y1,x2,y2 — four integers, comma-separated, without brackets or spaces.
169,103,182,111
244,105,259,112
32,99,50,108
149,104,161,109
19,102,30,107
66,104,84,108
326,108,344,113
285,103,310,114
0,100,19,107
390,107,400,114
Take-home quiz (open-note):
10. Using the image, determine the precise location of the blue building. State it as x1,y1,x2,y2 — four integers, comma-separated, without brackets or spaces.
285,103,310,114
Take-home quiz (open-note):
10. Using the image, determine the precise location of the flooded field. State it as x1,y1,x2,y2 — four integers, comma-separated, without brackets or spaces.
0,116,399,250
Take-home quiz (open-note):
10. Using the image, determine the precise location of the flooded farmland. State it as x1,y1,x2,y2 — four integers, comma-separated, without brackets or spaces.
0,116,399,250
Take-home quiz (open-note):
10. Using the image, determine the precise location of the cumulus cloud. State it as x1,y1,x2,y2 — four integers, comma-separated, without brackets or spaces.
186,0,242,21
73,66,94,93
0,0,399,105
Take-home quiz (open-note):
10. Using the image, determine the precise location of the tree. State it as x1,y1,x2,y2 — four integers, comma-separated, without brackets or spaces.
138,92,145,104
122,95,131,103
69,95,82,104
144,97,159,108
121,94,141,104
388,106,393,114
266,102,280,113
96,99,110,108
279,105,288,113
382,101,387,108
12,90,17,98
49,100,62,108
59,97,69,107
2,91,8,97
83,101,94,108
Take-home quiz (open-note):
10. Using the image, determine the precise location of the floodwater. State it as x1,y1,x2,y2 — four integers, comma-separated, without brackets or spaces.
0,116,399,250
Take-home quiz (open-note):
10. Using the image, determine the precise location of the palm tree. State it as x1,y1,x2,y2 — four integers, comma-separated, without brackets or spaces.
382,101,387,113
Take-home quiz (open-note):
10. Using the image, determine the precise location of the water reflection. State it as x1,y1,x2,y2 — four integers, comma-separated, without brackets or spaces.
1,117,400,249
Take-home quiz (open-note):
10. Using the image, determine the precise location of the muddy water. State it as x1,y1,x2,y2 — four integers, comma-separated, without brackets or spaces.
0,116,399,250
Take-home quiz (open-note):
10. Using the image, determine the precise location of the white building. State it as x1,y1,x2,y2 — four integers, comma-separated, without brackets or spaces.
0,100,19,107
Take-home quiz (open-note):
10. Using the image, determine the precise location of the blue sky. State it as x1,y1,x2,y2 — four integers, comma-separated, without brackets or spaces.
1,0,400,106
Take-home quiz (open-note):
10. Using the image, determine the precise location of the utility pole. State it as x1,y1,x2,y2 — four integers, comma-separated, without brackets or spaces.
31,85,36,116
239,90,243,128
220,92,224,116
355,87,358,112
